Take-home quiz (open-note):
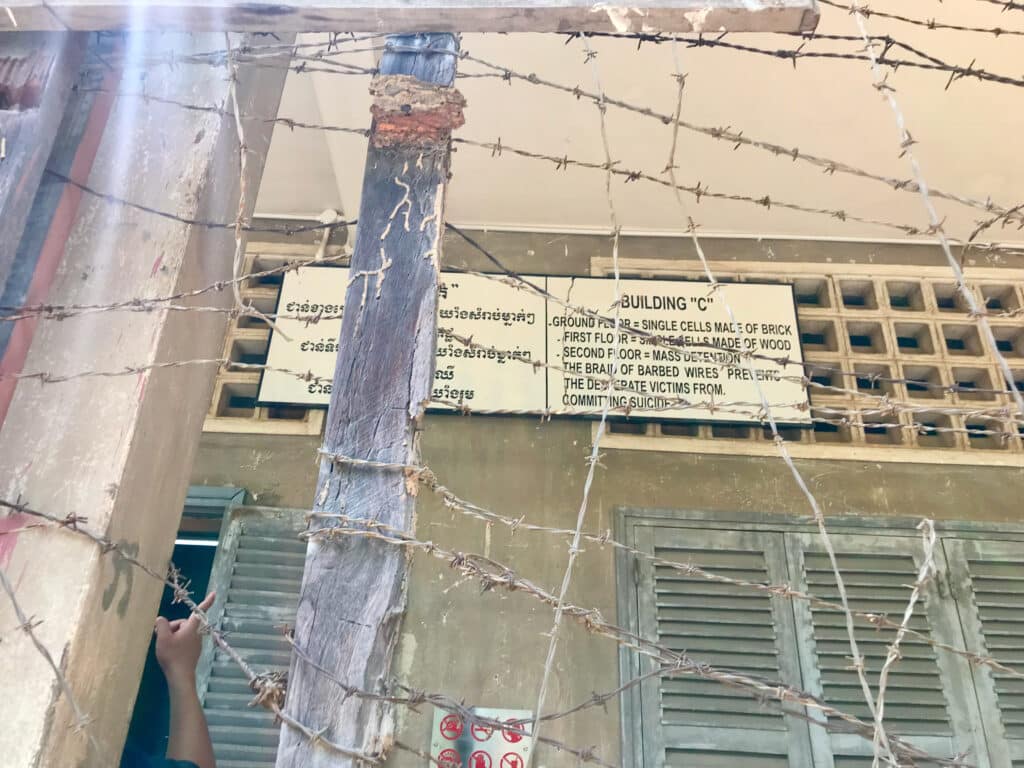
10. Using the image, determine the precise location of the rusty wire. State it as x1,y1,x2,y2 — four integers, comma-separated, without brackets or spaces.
0,496,970,767
849,5,1024,420
321,451,1024,684
6,332,1022,443
4,25,1024,768
973,0,1024,11
3,250,1023,405
552,31,1024,89
72,64,1024,235
656,38,895,764
818,0,1024,37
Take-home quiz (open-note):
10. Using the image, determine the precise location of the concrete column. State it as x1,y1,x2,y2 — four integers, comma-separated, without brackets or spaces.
0,33,289,768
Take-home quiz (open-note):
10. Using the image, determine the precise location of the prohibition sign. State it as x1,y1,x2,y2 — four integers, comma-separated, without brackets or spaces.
438,748,461,768
502,719,524,743
469,750,492,768
472,722,494,741
440,713,464,741
501,753,525,768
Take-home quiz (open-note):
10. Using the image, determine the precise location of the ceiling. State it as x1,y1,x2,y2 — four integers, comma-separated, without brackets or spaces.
255,2,1024,248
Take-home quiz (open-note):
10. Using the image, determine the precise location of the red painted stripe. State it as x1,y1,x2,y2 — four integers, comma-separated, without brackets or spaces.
0,65,121,428
0,513,30,568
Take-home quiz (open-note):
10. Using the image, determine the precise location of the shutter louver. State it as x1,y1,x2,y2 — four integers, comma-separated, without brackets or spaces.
631,526,814,768
944,537,1024,766
801,549,951,736
197,508,306,768
788,532,983,766
962,559,1024,741
619,515,1007,768
653,548,788,733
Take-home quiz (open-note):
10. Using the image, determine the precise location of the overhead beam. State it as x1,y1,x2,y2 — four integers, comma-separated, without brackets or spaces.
0,1,819,33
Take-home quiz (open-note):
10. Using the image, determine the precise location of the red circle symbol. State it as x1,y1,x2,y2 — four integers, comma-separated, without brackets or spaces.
438,748,461,768
500,753,525,768
469,750,492,768
472,722,493,741
502,719,525,744
440,714,464,741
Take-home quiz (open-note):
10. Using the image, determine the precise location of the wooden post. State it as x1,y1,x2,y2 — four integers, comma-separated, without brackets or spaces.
277,33,462,768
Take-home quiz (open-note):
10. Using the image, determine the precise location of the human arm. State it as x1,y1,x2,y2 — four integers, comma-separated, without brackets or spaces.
154,592,217,768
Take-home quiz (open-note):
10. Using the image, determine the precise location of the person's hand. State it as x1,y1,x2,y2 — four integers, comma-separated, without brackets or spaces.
154,592,216,692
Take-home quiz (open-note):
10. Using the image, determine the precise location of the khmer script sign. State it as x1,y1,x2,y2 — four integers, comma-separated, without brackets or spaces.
257,266,808,424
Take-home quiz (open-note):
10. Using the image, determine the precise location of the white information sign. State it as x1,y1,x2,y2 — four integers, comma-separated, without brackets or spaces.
258,266,547,410
434,274,547,411
257,267,809,424
547,277,808,423
430,708,534,768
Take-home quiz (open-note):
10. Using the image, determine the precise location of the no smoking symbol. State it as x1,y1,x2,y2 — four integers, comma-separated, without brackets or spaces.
440,714,464,741
501,753,525,768
472,722,493,741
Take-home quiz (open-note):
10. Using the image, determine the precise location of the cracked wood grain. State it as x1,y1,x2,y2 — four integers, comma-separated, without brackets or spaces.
275,32,458,768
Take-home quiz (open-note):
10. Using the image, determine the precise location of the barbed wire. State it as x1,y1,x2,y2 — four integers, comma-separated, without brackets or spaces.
44,122,934,239
530,35,625,753
457,46,1024,228
322,452,1024,684
1,495,973,767
1,488,970,765
184,34,1024,92
556,31,1024,89
657,37,897,766
818,0,1024,36
0,565,100,757
5,24,1023,768
850,5,1024,422
871,519,938,768
972,0,1024,11
43,169,357,236
843,5,1024,756
70,38,1024,233
302,513,965,766
4,317,1023,443
224,34,282,336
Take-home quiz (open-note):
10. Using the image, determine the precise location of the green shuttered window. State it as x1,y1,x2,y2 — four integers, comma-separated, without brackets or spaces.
633,528,814,767
618,513,1024,768
196,508,306,768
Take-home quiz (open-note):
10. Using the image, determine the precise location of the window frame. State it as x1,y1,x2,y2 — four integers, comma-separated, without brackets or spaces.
615,507,1024,768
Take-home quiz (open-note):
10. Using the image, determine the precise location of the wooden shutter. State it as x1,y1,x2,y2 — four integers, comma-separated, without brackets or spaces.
785,532,986,767
629,525,814,768
196,507,306,768
943,537,1024,766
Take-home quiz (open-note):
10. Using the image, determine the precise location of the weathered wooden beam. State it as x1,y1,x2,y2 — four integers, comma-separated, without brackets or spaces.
1,1,819,34
277,32,459,768
0,32,84,296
